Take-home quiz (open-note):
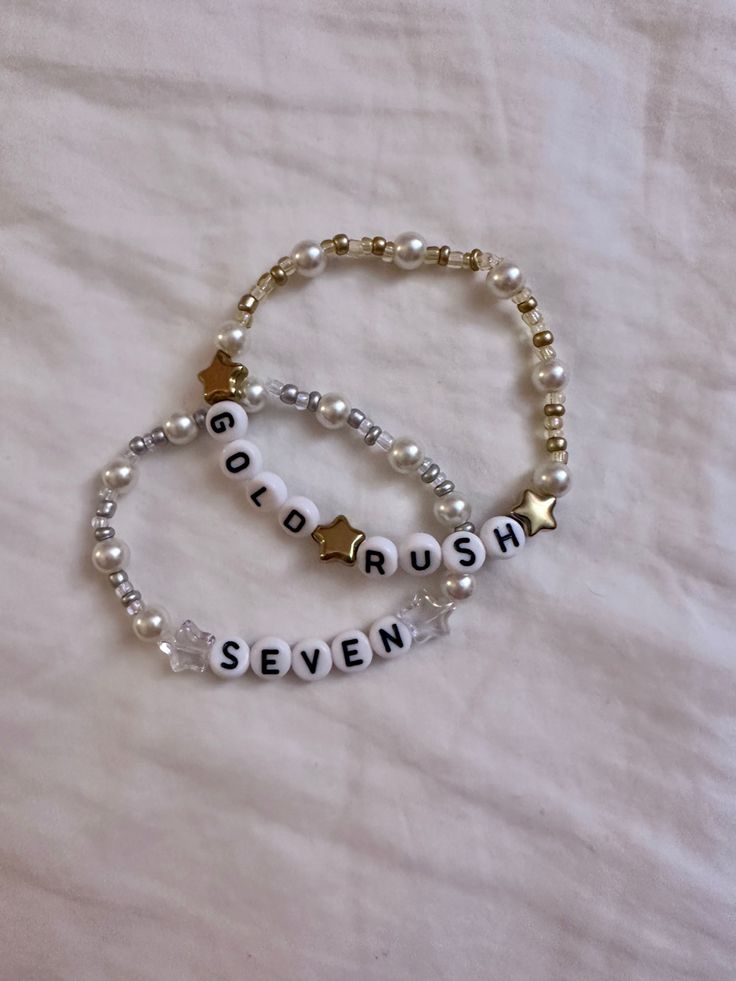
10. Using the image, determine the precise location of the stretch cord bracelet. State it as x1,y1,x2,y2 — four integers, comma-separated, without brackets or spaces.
90,417,458,679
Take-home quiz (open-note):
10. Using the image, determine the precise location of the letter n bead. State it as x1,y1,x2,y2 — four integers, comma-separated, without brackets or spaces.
368,616,413,659
441,532,486,573
480,516,526,559
205,400,249,441
208,636,250,678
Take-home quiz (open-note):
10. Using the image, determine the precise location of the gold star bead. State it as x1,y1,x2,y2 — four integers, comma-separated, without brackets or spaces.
510,488,557,536
312,515,366,564
197,350,248,406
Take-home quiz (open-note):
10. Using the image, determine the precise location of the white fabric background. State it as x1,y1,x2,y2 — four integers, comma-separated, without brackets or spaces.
1,1,734,979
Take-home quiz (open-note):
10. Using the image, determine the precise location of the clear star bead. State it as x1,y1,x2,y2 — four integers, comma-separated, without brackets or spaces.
397,589,455,645
158,619,214,672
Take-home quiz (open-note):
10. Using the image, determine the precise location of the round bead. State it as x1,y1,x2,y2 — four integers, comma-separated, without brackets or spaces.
280,384,298,405
219,439,263,480
441,573,475,601
480,516,527,559
388,437,423,474
434,494,471,527
240,377,267,413
316,392,350,429
208,637,250,678
368,616,413,660
398,533,442,577
291,638,333,681
132,606,171,643
356,536,398,578
544,415,565,432
91,537,130,574
441,531,486,573
205,400,248,441
278,496,320,538
216,320,250,357
101,457,137,495
531,359,568,393
393,231,426,270
245,471,288,513
128,436,146,455
164,412,198,446
486,260,525,298
250,636,292,678
331,630,373,673
533,462,572,497
291,240,326,278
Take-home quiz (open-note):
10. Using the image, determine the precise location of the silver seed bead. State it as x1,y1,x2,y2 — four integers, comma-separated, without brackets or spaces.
442,572,475,601
434,480,455,497
364,425,381,446
193,408,207,429
128,436,146,455
348,408,366,429
454,521,476,533
434,494,471,525
307,391,321,412
151,427,168,446
96,500,117,519
108,571,129,587
280,384,298,405
121,589,142,607
421,463,441,484
95,527,115,541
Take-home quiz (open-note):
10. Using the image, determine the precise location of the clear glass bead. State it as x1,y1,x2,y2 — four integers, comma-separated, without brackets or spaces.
381,243,395,262
553,451,569,463
97,487,118,502
377,431,394,450
475,252,500,271
250,282,267,301
237,311,253,328
266,378,285,396
544,416,565,432
447,251,465,268
279,256,296,275
538,346,557,361
546,392,566,404
165,620,214,673
397,590,455,645
361,237,373,254
124,599,144,616
357,418,373,435
143,433,156,451
115,581,135,599
259,275,276,296
432,472,447,486
512,287,532,304
295,392,309,410
91,515,111,530
157,635,175,657
522,310,544,327
348,239,363,256
418,457,433,475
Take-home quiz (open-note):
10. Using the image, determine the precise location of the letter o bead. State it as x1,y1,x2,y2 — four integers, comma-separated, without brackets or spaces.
205,400,249,441
331,630,373,673
441,531,486,573
368,616,413,660
480,516,526,559
291,638,332,681
250,636,292,679
208,636,250,678
398,533,442,577
219,439,263,480
245,471,288,513
356,536,398,577
278,496,320,538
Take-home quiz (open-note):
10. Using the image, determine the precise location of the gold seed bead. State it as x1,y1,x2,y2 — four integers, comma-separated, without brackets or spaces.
425,246,440,263
546,436,568,453
238,294,258,314
544,403,566,417
468,248,483,272
320,238,336,254
438,245,451,267
333,234,350,255
270,265,287,286
518,297,538,314
371,236,387,256
533,330,554,348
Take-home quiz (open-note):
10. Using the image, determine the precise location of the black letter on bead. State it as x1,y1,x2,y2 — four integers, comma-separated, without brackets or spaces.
225,451,251,474
299,648,321,675
220,640,241,670
249,485,267,507
364,549,386,575
494,523,520,554
283,509,306,534
453,535,477,568
261,649,280,675
378,622,406,655
210,411,235,435
341,637,364,668
410,550,432,572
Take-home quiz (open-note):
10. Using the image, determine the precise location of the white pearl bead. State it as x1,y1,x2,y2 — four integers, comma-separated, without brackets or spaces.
393,231,426,270
485,259,525,298
533,462,572,497
368,616,413,659
291,240,326,278
316,392,350,429
441,572,475,601
331,630,373,673
356,536,398,577
433,494,471,527
250,636,292,678
388,437,423,474
205,400,249,441
164,412,198,445
531,359,568,393
398,533,442,576
91,536,130,573
480,515,526,559
278,496,320,538
208,637,250,678
132,606,171,643
291,638,332,681
216,320,250,357
219,439,263,480
245,471,288,513
441,531,486,573
241,377,266,414
101,457,137,494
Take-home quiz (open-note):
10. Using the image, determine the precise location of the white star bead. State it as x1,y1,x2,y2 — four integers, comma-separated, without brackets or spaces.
397,590,455,645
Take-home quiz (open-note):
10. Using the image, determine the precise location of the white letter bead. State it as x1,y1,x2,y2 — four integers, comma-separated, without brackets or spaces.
480,515,527,559
331,630,373,673
291,638,333,681
441,531,486,573
245,471,288,513
356,536,398,577
368,616,413,659
250,636,292,678
219,439,263,480
398,533,442,577
205,400,249,441
208,636,250,678
278,496,320,538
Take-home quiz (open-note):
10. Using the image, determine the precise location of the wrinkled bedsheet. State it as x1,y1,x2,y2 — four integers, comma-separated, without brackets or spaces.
1,1,734,979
